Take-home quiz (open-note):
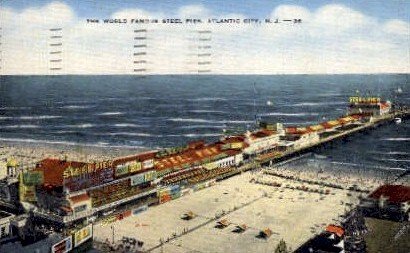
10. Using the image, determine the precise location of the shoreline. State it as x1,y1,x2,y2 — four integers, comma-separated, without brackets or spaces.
0,140,149,170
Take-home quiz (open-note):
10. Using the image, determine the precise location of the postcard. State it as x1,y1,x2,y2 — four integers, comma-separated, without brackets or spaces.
0,1,409,253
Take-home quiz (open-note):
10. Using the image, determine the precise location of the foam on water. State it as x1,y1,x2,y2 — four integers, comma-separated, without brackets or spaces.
3,124,40,129
96,112,124,116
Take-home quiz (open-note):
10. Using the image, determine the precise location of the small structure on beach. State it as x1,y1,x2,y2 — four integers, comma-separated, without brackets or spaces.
258,228,273,239
215,219,230,229
232,224,247,233
180,211,196,220
325,224,344,238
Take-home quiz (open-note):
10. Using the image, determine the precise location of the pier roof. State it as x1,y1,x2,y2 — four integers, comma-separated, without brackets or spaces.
112,150,157,167
35,158,88,187
250,129,276,139
155,143,224,171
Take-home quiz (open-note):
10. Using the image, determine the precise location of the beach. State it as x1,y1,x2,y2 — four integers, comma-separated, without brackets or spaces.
93,165,372,253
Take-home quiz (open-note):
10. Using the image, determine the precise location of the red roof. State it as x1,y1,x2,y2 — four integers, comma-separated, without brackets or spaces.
250,129,275,139
224,149,242,156
326,224,344,237
112,150,157,167
368,185,410,204
349,114,363,120
34,158,88,187
187,140,205,149
155,143,224,171
285,127,309,135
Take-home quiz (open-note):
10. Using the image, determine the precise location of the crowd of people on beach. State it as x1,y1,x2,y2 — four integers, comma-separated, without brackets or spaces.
261,164,388,193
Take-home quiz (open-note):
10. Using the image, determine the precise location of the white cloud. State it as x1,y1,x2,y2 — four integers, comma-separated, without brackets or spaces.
382,19,410,36
314,4,374,32
178,4,211,18
111,8,162,19
17,1,75,28
272,5,311,21
0,2,408,75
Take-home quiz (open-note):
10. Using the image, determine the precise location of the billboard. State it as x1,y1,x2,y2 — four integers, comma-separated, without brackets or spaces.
130,173,145,186
74,224,93,247
349,96,381,104
231,142,243,149
129,161,142,173
63,161,114,179
144,170,157,182
203,162,217,170
115,165,129,177
19,173,37,202
51,236,73,253
142,159,154,169
64,167,113,192
23,171,44,185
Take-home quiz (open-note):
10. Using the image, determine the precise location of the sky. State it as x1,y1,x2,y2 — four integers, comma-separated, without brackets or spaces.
0,0,409,74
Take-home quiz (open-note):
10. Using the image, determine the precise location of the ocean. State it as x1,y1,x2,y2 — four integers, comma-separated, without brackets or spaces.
0,74,409,170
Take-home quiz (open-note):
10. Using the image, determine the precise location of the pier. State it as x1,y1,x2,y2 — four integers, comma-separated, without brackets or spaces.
256,108,410,165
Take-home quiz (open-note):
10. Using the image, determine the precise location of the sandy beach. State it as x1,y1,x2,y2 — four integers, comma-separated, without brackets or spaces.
93,169,365,253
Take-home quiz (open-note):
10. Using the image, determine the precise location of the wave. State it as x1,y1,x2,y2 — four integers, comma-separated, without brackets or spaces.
61,105,93,110
168,118,209,123
179,125,225,129
107,132,153,137
20,115,62,120
114,123,142,128
328,161,407,171
0,137,146,149
222,120,253,124
259,112,319,117
169,118,254,125
185,133,221,137
290,102,346,107
96,112,124,116
3,124,39,129
368,151,409,155
283,121,317,125
0,115,62,120
382,138,410,141
63,123,95,128
188,97,227,101
189,110,227,114
0,106,31,110
374,158,410,163
167,133,222,138
316,93,342,97
53,130,78,134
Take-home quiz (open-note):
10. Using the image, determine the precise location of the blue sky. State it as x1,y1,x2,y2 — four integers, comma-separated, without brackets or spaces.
3,0,409,21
